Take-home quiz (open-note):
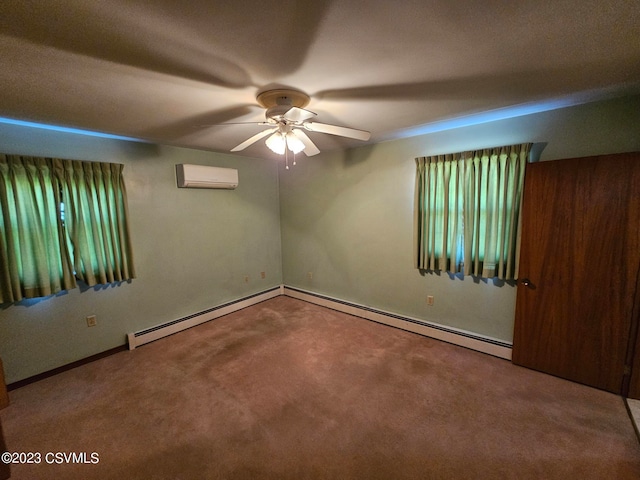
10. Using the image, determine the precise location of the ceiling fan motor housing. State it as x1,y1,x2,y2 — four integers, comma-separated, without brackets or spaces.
257,89,311,122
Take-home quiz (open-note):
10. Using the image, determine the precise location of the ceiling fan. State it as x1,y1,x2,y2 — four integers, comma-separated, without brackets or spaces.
229,89,371,157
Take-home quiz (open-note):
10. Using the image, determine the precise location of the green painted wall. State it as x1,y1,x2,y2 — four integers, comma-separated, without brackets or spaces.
0,125,282,383
2,94,639,383
278,95,640,343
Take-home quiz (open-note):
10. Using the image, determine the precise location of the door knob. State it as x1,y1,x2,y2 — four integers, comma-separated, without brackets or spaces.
520,278,532,287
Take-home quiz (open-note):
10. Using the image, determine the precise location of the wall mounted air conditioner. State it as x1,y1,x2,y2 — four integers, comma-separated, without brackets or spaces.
176,164,238,189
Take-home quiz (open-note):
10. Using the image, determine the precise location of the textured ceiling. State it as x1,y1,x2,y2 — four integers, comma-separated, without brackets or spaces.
0,0,639,159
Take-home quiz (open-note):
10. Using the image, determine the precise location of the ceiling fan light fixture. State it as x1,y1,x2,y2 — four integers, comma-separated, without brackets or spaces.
228,88,369,157
285,131,305,154
265,132,286,154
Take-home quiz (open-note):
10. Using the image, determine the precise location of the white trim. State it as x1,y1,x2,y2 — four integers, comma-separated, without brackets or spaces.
283,286,512,360
127,284,512,360
127,287,281,350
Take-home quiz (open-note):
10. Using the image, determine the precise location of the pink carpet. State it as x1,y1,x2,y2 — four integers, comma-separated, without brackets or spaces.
1,296,639,479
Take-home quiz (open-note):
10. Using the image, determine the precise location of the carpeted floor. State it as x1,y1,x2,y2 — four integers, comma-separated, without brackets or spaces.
1,296,639,479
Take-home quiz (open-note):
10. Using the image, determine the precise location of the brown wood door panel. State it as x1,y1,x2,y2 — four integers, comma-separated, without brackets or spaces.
627,232,640,399
628,277,640,398
513,152,640,394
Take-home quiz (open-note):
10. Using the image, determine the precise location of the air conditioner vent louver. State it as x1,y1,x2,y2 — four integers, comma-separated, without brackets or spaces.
176,164,238,189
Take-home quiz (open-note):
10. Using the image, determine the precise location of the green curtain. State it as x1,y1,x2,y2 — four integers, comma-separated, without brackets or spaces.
56,159,135,285
0,155,76,302
414,143,530,280
0,155,135,303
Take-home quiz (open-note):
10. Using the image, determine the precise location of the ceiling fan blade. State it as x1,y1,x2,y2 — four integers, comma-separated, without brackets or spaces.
304,122,370,141
198,121,270,127
283,107,317,123
291,129,320,156
230,128,277,152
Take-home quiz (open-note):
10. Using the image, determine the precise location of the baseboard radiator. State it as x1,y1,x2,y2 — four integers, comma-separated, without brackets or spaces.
128,284,511,360
282,286,512,360
127,286,283,349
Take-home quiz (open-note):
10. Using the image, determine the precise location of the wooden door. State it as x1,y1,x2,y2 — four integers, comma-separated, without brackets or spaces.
512,152,640,394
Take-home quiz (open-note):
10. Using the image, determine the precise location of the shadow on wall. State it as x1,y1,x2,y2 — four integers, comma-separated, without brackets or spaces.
530,142,547,162
419,269,516,287
78,279,134,293
119,140,162,159
0,290,69,310
0,280,133,310
342,144,376,168
338,140,546,172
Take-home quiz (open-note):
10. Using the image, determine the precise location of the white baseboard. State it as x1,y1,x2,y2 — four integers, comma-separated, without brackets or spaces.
127,284,512,360
283,286,512,360
127,286,282,350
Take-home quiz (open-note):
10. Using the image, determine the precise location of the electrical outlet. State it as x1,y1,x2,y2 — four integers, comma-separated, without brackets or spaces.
307,272,313,280
427,295,434,306
261,271,266,279
86,315,97,327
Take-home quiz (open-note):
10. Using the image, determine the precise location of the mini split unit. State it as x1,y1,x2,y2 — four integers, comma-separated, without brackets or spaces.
175,164,239,189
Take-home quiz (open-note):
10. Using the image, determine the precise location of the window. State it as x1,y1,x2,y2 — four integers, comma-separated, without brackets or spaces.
414,143,530,280
0,154,135,303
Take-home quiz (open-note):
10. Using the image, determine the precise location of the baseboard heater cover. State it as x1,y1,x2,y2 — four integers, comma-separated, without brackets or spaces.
283,286,512,360
127,286,283,349
128,284,511,360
